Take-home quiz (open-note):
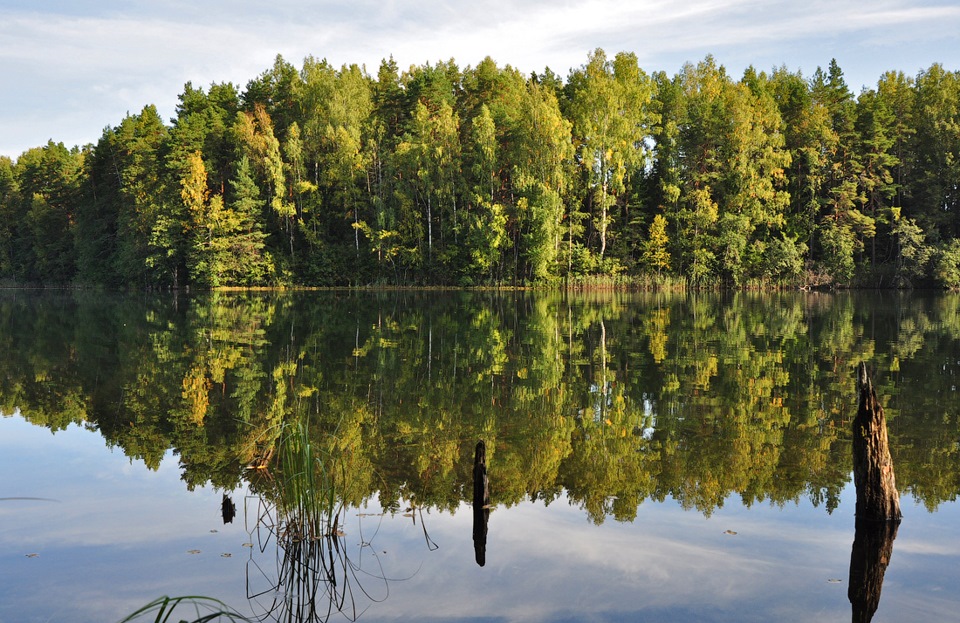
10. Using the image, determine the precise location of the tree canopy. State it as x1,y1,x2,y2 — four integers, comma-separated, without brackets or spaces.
2,51,959,288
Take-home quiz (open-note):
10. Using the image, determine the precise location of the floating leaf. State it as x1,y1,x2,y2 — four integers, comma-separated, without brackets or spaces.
242,543,254,548
187,549,201,554
828,578,843,583
221,553,232,558
25,553,38,558
724,530,738,536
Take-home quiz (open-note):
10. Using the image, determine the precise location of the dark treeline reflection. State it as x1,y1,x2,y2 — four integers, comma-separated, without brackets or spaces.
2,290,959,522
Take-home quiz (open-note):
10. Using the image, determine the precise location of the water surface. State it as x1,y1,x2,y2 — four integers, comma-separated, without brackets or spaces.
1,290,958,622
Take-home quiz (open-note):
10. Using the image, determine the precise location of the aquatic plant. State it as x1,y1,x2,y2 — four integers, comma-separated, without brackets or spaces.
117,595,250,622
244,418,392,622
274,420,342,540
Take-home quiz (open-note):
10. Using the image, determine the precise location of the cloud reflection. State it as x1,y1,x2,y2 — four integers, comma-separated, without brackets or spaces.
4,413,960,622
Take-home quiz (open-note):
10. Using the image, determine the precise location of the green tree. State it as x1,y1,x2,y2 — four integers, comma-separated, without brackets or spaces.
462,104,507,281
109,106,169,287
234,104,293,262
910,64,960,238
567,49,654,262
934,239,960,289
11,141,83,282
392,99,462,276
512,80,574,282
855,87,899,267
0,156,15,276
641,213,671,277
157,82,240,287
185,154,275,287
769,66,831,263
670,59,790,285
226,157,275,284
811,60,873,284
890,208,931,285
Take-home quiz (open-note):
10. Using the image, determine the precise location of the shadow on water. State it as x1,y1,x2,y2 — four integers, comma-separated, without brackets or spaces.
222,493,237,524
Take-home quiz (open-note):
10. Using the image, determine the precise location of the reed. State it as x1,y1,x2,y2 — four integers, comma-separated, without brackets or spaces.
273,419,342,542
117,595,250,623
245,417,388,622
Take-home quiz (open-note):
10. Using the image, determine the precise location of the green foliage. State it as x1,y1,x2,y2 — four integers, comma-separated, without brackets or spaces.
818,219,856,283
934,239,960,289
763,234,807,282
891,210,932,285
641,213,671,275
0,52,958,288
7,141,83,282
567,49,654,261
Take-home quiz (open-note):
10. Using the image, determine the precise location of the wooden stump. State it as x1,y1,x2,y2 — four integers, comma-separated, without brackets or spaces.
852,362,901,522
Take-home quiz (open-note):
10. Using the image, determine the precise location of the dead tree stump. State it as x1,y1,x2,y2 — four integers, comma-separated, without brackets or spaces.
852,362,901,523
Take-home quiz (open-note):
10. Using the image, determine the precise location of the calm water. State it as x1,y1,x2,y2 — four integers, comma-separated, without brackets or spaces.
1,290,959,622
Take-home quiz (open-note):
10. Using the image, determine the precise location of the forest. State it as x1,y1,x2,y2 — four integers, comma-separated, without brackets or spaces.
1,50,959,289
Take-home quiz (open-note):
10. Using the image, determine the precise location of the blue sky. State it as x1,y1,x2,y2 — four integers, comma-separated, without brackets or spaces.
1,0,957,159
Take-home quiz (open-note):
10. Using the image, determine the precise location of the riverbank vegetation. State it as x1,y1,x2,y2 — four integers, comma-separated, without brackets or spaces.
1,51,958,289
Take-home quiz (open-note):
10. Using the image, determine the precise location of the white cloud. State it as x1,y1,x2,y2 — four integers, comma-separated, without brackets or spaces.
1,0,958,157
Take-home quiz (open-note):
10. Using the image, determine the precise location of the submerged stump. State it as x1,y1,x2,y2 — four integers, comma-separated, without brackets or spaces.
852,362,901,523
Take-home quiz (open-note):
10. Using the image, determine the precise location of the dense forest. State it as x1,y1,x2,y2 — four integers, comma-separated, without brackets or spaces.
1,50,959,288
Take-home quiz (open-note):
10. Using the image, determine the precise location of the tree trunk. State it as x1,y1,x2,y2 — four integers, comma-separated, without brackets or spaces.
852,362,901,522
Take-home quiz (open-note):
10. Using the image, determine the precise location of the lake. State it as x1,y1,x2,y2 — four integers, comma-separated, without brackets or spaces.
1,289,958,622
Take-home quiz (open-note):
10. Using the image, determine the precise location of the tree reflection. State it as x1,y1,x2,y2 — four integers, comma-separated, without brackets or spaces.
0,290,959,522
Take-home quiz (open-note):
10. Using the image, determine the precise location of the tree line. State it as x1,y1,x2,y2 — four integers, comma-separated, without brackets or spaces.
1,50,959,288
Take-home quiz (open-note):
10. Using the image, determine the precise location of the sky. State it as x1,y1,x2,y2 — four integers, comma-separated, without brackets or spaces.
1,0,958,159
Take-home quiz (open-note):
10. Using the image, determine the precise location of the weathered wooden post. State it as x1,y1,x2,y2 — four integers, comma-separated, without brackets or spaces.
472,440,490,567
848,362,901,622
851,362,901,522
